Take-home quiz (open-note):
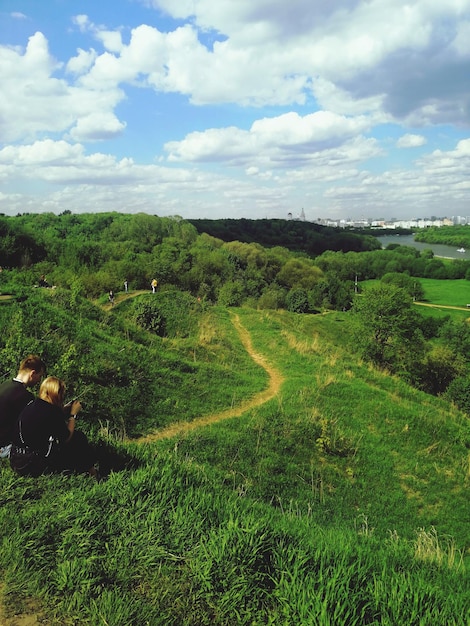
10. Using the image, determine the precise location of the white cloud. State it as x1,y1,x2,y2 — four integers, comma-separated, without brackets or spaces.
69,113,126,142
66,48,98,75
0,32,126,143
396,134,427,148
165,111,375,168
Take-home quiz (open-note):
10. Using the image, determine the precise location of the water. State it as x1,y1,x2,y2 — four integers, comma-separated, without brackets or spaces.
375,234,470,260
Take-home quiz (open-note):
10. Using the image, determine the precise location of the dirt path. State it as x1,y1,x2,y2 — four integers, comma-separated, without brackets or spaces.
134,312,285,444
414,301,470,311
102,289,148,311
102,292,285,440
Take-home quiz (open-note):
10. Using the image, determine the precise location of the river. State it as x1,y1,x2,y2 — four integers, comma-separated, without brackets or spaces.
375,234,470,260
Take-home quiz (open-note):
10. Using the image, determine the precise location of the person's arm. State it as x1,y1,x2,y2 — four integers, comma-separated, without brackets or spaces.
66,400,82,442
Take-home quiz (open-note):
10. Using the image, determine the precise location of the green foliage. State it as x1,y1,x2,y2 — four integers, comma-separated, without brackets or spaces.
188,218,382,254
217,280,245,307
0,298,469,624
286,288,310,313
444,376,470,415
277,258,323,289
410,345,467,395
310,273,354,310
381,272,425,300
415,225,470,249
258,285,286,310
316,247,470,282
351,283,425,371
133,289,200,338
134,297,165,335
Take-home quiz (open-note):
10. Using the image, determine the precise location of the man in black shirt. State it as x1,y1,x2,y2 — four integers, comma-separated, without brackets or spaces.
0,355,46,458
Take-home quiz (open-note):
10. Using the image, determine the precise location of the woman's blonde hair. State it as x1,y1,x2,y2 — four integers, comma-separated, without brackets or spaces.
39,376,66,407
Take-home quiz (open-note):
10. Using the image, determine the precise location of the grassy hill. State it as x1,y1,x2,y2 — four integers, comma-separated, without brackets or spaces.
1,291,468,625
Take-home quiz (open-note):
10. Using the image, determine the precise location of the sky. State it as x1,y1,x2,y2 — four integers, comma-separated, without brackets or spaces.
0,0,470,222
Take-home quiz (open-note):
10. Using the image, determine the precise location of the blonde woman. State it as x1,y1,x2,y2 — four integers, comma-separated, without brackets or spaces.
10,376,98,479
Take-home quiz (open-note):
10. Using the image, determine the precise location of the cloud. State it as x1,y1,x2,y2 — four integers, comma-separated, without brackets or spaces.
165,111,375,168
0,31,126,143
396,134,427,148
1,0,470,221
141,0,470,123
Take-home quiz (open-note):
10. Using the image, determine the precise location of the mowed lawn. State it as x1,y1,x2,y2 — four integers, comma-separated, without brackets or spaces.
419,278,470,307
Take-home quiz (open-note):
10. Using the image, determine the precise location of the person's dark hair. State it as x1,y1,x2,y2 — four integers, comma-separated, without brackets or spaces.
19,354,46,375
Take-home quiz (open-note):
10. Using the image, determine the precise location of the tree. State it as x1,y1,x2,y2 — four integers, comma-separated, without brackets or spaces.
381,273,425,301
310,273,353,310
277,258,323,290
411,345,466,395
351,283,424,371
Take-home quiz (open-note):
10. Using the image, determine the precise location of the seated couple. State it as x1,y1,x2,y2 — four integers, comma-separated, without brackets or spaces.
10,375,99,480
0,355,99,479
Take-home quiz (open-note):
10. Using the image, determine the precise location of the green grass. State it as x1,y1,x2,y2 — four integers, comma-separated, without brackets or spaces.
1,304,469,625
419,278,470,307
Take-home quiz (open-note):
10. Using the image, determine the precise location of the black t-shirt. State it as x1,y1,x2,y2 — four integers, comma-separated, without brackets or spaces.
0,379,33,445
13,398,70,455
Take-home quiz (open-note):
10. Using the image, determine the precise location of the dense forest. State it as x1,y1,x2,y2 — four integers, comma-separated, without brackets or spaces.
0,211,469,624
187,217,382,254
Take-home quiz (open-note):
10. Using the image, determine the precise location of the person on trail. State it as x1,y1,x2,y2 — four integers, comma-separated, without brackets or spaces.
10,376,99,480
124,279,128,293
0,355,46,459
109,290,115,306
151,278,158,293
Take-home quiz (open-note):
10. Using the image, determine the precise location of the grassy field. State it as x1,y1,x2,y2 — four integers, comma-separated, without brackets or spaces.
419,278,470,307
1,301,469,625
362,277,470,322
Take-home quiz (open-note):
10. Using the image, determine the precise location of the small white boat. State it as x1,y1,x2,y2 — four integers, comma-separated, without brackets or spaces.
457,247,466,253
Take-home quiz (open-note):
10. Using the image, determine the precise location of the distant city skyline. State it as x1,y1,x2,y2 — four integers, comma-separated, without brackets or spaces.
290,211,470,228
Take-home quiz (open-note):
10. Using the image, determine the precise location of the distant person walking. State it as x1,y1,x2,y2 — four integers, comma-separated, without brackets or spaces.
151,278,158,293
124,279,128,293
109,290,115,306
0,355,46,458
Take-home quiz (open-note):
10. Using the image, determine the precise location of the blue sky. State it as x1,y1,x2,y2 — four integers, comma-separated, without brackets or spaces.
1,0,469,221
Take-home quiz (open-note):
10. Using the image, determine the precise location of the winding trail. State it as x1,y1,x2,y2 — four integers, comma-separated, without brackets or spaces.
104,292,285,441
134,312,285,444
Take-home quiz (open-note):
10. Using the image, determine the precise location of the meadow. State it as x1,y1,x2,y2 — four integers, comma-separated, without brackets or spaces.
1,293,469,625
419,278,470,307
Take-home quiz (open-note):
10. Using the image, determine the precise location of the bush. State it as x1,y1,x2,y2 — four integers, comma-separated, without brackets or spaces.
258,286,286,310
286,288,310,313
444,377,470,415
134,298,165,335
133,290,200,338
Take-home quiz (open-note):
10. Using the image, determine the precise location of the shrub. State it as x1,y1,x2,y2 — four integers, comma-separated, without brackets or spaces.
134,297,165,335
286,288,310,314
444,377,470,415
133,290,199,338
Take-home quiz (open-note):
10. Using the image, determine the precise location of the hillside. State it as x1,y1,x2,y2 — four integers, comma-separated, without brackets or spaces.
1,291,469,625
